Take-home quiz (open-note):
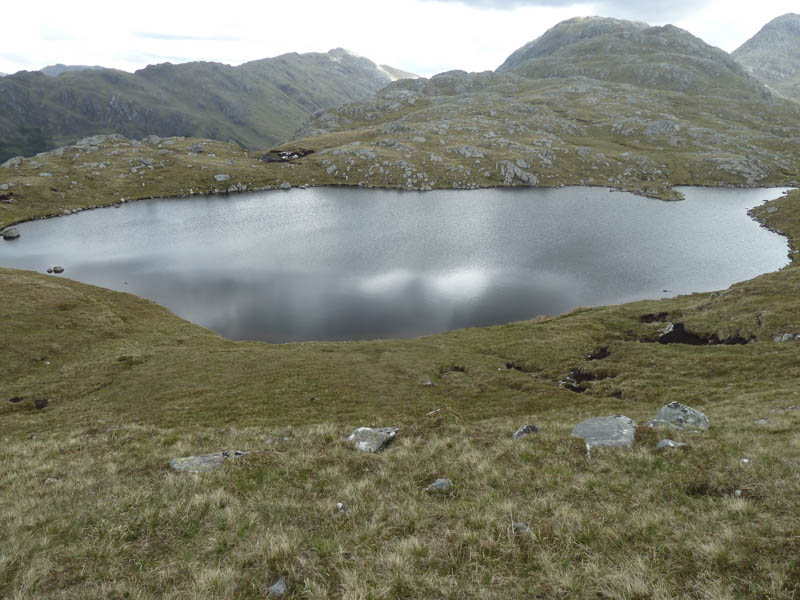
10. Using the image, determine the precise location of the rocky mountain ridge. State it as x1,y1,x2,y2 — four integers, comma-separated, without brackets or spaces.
0,49,399,162
733,13,800,102
274,17,799,199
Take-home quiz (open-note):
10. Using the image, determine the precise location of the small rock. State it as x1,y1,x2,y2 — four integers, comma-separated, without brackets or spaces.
2,228,20,240
774,333,796,342
268,576,287,597
513,522,529,535
34,398,48,410
650,402,709,431
734,489,742,497
44,477,60,485
656,439,687,450
767,206,779,214
571,415,637,451
754,419,769,425
512,424,539,440
189,143,204,153
279,182,292,190
46,268,53,273
52,266,64,274
214,173,230,182
740,458,751,465
169,450,247,473
426,478,454,493
346,427,398,452
336,502,348,513
421,380,436,387
9,396,24,403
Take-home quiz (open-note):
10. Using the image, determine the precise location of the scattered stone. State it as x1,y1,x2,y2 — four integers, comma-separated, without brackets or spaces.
214,173,230,182
512,424,539,440
169,450,247,473
52,266,64,274
279,182,292,190
2,228,20,240
346,427,398,452
740,458,751,465
46,268,53,274
34,398,48,410
189,143,204,153
426,478,454,493
513,522,529,535
754,419,769,425
44,477,60,485
268,576,287,597
774,333,796,342
571,415,637,451
734,489,743,497
767,206,779,214
39,172,52,177
648,402,709,431
9,396,24,403
656,439,687,450
336,502,348,513
421,380,436,387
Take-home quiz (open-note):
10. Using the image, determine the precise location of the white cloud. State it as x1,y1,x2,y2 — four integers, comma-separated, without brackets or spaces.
0,0,796,76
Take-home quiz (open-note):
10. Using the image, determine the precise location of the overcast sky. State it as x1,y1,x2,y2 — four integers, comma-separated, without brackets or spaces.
1,0,797,77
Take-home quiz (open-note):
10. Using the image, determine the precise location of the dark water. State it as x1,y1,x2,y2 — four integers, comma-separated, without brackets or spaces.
0,186,790,342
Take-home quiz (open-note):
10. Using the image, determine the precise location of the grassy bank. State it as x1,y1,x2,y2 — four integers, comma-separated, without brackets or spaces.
1,167,799,597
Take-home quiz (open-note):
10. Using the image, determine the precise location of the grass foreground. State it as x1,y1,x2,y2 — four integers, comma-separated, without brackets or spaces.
1,173,800,596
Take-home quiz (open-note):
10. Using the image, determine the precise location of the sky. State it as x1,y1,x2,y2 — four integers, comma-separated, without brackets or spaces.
1,0,797,77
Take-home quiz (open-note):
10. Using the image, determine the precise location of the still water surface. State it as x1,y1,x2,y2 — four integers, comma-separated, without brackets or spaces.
0,186,790,342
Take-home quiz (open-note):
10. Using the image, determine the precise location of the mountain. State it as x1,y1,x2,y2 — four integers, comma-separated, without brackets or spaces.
278,16,799,199
40,64,104,77
733,13,800,101
498,16,766,98
0,48,393,162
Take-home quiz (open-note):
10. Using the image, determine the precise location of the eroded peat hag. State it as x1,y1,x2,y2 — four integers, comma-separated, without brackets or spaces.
0,186,790,342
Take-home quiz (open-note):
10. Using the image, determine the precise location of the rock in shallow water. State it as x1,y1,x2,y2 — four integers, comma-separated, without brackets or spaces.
2,228,20,240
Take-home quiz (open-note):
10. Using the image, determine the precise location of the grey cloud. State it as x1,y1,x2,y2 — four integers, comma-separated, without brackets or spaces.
422,0,712,22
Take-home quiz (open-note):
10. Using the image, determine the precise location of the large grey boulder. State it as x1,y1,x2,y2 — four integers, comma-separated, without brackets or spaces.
571,415,637,451
346,427,398,452
2,228,20,240
649,402,709,431
214,173,230,182
169,450,247,473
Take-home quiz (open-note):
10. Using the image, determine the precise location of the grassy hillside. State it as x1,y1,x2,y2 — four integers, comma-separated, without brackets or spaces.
2,182,799,597
0,49,392,162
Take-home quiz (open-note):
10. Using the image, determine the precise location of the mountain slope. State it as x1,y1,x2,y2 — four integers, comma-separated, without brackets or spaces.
40,64,104,77
733,13,800,101
273,17,799,199
498,16,767,98
0,49,392,162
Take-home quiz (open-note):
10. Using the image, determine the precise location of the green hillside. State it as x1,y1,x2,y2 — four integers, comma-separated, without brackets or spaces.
0,49,392,162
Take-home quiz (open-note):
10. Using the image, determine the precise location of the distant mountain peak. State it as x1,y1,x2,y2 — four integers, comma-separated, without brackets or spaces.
40,64,103,77
733,13,800,101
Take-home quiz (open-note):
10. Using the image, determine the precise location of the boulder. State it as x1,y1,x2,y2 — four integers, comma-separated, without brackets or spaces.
571,415,637,451
2,228,20,240
346,427,398,452
52,266,64,274
214,173,230,182
279,182,292,190
649,402,709,431
512,424,539,440
169,450,247,473
774,333,796,342
425,478,454,493
656,439,687,450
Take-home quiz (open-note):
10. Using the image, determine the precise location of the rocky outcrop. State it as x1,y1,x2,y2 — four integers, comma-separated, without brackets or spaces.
169,450,248,473
648,402,709,431
346,427,398,452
